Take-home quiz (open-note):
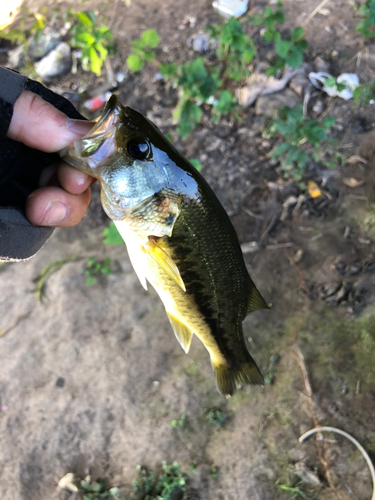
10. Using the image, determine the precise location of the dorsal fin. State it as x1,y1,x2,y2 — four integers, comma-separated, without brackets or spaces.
247,285,270,315
166,311,194,353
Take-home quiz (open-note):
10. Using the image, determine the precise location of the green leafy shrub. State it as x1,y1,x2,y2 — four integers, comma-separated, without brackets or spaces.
85,257,113,285
268,104,335,180
160,57,222,138
206,17,255,81
353,80,375,106
206,408,226,427
80,477,122,499
70,11,114,75
130,462,186,500
356,0,375,38
126,29,160,72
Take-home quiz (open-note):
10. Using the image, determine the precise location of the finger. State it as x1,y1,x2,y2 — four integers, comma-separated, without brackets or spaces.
57,161,96,195
26,186,91,227
7,90,93,152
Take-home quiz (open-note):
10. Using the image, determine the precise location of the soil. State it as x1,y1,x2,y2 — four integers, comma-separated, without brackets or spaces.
1,0,375,499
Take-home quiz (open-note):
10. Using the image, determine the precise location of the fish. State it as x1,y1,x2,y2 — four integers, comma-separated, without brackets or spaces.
61,95,269,396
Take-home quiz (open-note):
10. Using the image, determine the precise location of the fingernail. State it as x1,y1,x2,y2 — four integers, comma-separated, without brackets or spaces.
44,202,68,225
65,118,93,136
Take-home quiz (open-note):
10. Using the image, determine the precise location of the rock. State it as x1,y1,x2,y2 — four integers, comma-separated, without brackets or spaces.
188,33,217,53
255,88,299,116
7,45,25,69
35,42,72,82
289,72,310,96
27,27,61,60
314,56,330,73
295,462,321,487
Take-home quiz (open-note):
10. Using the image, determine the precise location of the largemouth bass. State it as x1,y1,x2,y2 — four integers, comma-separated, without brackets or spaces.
61,95,268,396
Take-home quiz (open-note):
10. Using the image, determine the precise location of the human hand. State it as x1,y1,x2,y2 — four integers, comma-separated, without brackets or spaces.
7,90,95,227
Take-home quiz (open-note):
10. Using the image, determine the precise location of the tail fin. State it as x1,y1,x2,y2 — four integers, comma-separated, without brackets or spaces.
213,358,264,397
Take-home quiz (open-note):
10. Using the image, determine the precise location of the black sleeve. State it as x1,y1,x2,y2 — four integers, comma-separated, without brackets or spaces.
0,67,86,261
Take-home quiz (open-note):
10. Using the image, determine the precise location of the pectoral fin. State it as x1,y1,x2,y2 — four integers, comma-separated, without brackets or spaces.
247,285,270,314
166,311,194,353
145,238,186,291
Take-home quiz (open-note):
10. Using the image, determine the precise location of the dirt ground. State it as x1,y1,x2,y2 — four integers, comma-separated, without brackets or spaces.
1,0,375,499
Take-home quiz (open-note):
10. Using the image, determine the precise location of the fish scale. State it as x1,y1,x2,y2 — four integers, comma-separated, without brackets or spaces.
61,94,269,396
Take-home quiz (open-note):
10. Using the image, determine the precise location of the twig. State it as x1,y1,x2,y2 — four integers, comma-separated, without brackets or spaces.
292,346,336,490
0,311,32,339
301,0,332,28
241,207,264,220
299,427,375,500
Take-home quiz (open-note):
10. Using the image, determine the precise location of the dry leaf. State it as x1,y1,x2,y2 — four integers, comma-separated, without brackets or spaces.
343,177,364,188
346,155,367,165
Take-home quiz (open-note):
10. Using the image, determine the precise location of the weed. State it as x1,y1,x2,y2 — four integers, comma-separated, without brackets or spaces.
160,57,221,139
103,221,123,245
70,11,114,75
171,413,186,428
130,462,186,500
85,257,113,285
356,0,375,39
267,104,335,180
126,29,160,72
275,478,308,499
189,159,202,172
33,254,77,303
353,80,375,107
264,353,281,385
206,408,227,427
210,465,218,479
80,477,122,499
206,17,255,81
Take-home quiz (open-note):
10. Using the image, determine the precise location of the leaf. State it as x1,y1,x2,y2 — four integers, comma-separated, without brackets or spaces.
189,159,202,171
275,40,291,58
126,53,144,72
76,11,93,27
177,100,201,139
286,49,303,68
140,29,160,48
103,222,124,245
291,26,305,41
271,142,291,158
88,46,102,75
343,177,364,188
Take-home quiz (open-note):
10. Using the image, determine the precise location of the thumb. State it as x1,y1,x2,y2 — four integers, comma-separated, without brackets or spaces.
7,90,93,152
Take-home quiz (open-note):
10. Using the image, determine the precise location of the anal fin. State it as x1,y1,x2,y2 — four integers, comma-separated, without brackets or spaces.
145,238,186,291
166,311,194,354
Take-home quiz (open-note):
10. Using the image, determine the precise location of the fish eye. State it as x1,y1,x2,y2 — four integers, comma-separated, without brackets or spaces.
127,138,150,160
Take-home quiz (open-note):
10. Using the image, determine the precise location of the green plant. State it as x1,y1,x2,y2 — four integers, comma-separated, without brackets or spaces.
80,477,122,499
171,413,185,428
160,57,222,139
206,17,255,81
275,478,308,499
130,462,186,500
206,408,227,427
85,256,113,285
353,80,375,106
103,221,123,245
264,354,281,385
268,104,335,180
356,0,375,38
70,11,114,75
126,29,160,72
189,159,202,172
